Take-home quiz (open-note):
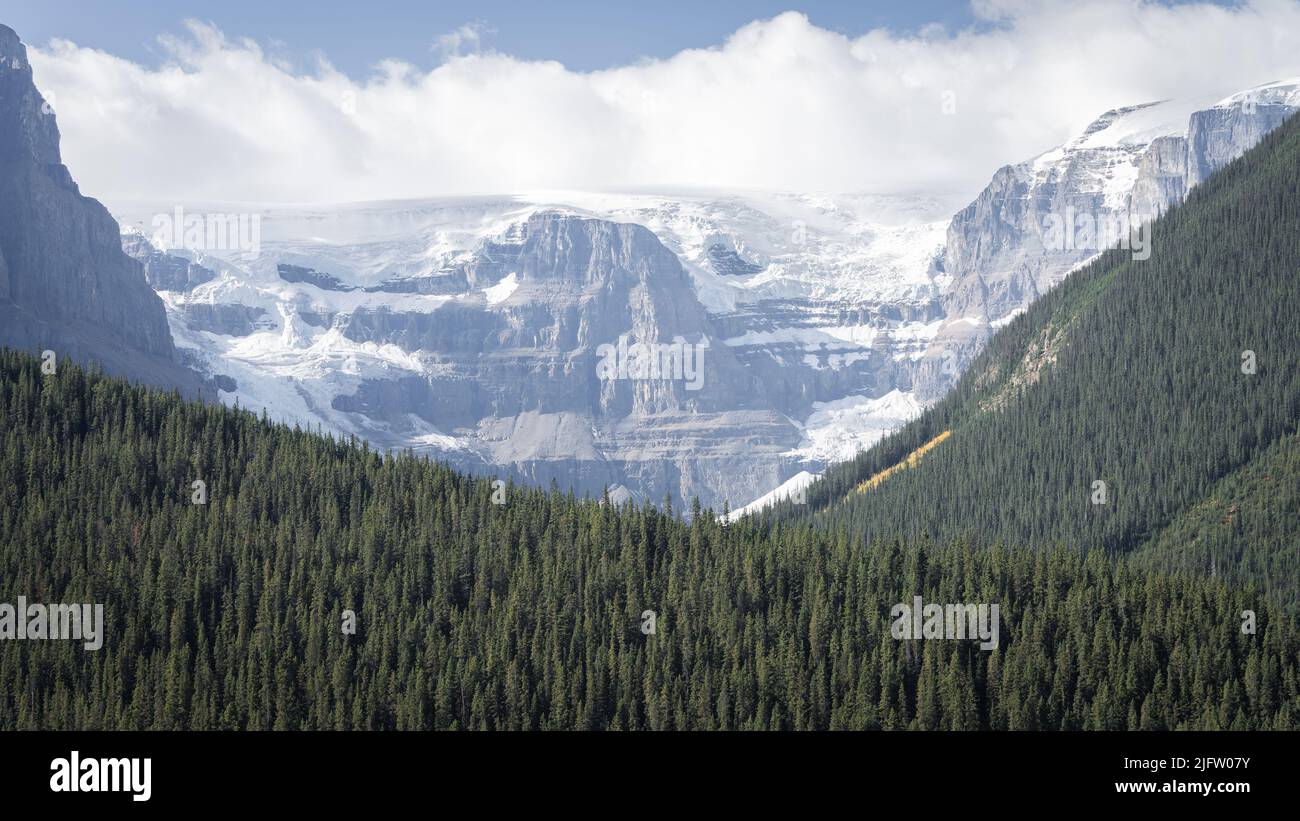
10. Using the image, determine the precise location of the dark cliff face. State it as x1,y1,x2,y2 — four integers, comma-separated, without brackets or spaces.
0,24,202,394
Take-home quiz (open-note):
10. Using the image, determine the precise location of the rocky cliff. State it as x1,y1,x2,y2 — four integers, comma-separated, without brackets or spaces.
918,79,1300,401
0,25,201,395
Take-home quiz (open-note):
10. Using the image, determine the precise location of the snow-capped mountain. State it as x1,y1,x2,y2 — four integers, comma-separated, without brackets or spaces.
111,192,958,513
918,77,1300,401
109,77,1300,516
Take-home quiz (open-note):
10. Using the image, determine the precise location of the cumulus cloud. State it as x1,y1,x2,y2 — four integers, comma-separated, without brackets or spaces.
24,0,1300,204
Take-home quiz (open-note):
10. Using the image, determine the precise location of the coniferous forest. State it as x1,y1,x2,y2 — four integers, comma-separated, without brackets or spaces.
1,348,1297,730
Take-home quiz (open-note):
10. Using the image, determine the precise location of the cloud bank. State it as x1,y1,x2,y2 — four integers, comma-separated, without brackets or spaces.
25,0,1300,204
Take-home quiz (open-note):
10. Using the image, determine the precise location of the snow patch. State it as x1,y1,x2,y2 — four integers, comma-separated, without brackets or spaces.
725,471,819,523
483,272,518,305
787,389,923,464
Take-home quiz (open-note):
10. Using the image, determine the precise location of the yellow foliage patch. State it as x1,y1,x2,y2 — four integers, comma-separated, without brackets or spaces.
855,430,951,493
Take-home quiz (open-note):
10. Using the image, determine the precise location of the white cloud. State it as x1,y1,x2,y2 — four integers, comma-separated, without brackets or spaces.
433,22,493,60
24,1,1300,204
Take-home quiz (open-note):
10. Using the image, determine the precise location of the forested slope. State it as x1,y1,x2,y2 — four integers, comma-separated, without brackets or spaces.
765,111,1300,607
1,350,1296,729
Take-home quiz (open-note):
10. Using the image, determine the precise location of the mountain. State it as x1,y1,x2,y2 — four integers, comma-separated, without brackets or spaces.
2,19,1296,514
2,17,1296,732
112,193,960,512
107,79,1300,514
3,345,1295,730
918,78,1300,401
0,25,202,395
764,107,1300,607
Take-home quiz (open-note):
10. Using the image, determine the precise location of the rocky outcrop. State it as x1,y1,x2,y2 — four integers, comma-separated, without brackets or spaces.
0,25,202,394
180,303,268,336
120,228,216,292
707,243,764,276
277,263,355,292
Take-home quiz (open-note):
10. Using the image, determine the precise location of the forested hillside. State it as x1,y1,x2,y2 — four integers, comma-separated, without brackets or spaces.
1,350,1297,729
766,110,1300,607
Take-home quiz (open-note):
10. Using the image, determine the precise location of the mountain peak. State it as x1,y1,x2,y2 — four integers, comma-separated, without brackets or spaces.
1074,101,1167,142
0,23,23,56
0,23,63,171
1215,75,1300,109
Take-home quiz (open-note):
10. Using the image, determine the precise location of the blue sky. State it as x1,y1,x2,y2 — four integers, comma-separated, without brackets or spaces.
5,1,1247,77
11,0,1027,74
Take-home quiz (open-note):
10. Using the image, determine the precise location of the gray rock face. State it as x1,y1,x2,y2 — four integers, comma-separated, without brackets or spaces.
941,161,1042,323
707,243,764,276
1186,102,1298,188
278,263,355,292
331,213,805,508
120,229,216,292
1127,135,1189,218
920,84,1300,401
0,25,202,394
180,303,268,336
